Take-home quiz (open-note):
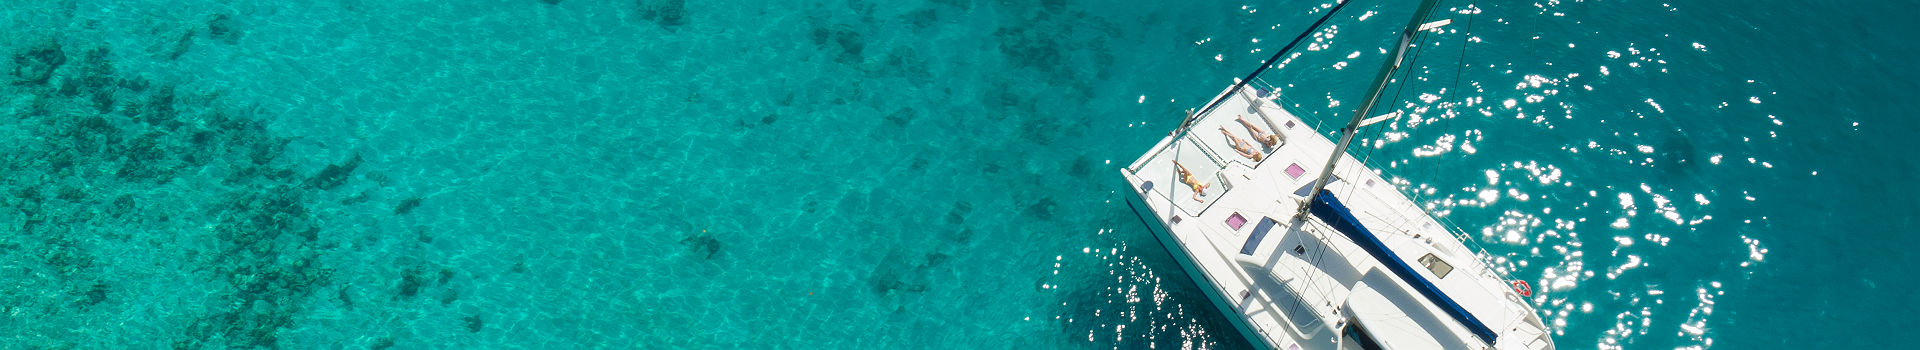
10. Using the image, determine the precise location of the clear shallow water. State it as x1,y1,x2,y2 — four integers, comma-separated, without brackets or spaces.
1,0,1913,348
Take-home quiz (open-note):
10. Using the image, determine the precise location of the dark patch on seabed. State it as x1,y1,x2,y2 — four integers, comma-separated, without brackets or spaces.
810,21,865,64
1657,131,1699,180
394,264,462,305
680,230,722,259
636,0,688,31
463,314,486,333
12,38,66,86
1024,196,1058,221
205,14,242,45
394,197,424,215
306,154,363,190
867,249,953,298
0,26,426,348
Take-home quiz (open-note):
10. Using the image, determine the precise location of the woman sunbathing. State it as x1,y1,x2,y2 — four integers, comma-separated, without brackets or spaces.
1237,115,1280,148
1175,160,1211,202
1220,127,1264,162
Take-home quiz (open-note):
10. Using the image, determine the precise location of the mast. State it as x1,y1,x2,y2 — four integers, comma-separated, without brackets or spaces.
1295,0,1446,220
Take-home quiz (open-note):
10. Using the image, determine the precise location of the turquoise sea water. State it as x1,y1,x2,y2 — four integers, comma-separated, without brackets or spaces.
3,0,1914,348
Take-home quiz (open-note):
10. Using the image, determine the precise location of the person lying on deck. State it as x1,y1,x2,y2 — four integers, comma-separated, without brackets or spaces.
1237,115,1280,148
1175,160,1211,203
1220,127,1265,162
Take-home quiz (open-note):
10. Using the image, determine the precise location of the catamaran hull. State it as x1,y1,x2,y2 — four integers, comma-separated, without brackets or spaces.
1125,191,1275,350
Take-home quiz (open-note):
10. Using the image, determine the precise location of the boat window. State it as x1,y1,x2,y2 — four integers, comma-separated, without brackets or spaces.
1340,319,1386,350
1417,253,1454,279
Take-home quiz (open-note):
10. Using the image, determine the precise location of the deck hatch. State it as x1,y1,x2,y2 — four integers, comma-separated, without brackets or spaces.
1417,253,1455,279
1238,217,1279,255
1227,213,1249,230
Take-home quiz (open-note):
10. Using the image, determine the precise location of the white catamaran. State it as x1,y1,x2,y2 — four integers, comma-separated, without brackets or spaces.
1121,0,1556,349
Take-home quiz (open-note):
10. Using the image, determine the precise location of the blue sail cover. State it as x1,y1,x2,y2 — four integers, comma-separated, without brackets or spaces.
1308,192,1498,345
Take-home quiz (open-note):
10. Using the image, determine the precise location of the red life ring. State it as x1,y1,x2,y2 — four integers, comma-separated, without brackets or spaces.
1511,280,1533,297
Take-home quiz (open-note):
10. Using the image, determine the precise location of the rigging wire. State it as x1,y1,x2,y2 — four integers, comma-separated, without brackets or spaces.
1433,0,1480,209
1352,4,1442,201
1401,0,1477,207
1403,4,1454,204
1197,0,1360,117
1391,2,1466,205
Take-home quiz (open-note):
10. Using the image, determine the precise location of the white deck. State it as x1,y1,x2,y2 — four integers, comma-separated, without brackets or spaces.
1123,86,1554,350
